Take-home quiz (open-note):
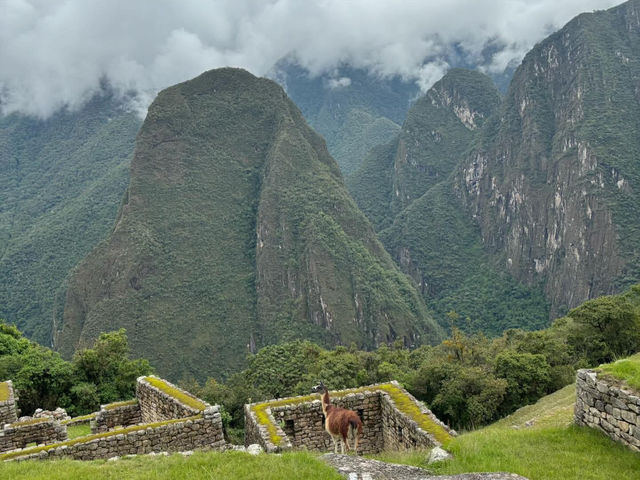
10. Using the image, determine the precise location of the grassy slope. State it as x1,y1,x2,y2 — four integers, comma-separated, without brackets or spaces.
375,383,640,480
0,93,141,343
0,451,342,480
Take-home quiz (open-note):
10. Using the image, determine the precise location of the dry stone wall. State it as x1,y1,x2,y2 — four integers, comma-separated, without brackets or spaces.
92,401,142,433
0,418,67,453
12,408,224,461
137,376,204,422
245,382,455,454
2,376,226,461
0,381,17,425
575,369,640,452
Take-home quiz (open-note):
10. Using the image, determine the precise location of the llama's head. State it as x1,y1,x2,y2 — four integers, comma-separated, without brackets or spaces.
311,381,327,394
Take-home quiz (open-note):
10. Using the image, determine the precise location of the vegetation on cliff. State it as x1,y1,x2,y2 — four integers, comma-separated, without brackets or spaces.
348,68,550,334
56,68,441,382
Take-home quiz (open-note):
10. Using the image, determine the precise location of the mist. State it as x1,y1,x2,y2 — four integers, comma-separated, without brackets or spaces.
0,0,622,118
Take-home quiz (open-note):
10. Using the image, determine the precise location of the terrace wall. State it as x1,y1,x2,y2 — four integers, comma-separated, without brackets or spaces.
575,369,640,452
11,407,224,461
0,418,67,453
137,376,204,422
91,401,142,433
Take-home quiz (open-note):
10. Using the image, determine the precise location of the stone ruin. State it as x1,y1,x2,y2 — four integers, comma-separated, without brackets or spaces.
575,368,640,452
0,375,225,461
244,381,456,454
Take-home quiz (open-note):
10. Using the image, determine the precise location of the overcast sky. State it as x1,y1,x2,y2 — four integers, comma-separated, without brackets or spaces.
0,0,623,118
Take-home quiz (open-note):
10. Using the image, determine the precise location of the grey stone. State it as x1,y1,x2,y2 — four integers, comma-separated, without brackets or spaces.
428,446,452,464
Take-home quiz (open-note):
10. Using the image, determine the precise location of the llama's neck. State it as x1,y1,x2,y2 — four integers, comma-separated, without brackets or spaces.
321,389,331,416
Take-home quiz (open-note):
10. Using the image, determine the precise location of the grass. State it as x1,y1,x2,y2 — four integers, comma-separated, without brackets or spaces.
251,382,452,447
0,382,9,402
371,383,640,480
8,418,49,427
597,353,640,391
67,424,92,440
144,377,207,411
0,450,343,480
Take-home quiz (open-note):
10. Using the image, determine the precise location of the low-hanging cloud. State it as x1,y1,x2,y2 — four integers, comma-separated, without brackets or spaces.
0,0,621,118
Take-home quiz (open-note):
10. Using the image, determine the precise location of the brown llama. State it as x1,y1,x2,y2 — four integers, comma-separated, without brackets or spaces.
311,382,363,454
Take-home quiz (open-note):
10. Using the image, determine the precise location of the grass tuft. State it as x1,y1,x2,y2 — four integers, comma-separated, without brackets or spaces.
0,382,10,402
144,377,207,411
103,399,137,410
597,353,640,391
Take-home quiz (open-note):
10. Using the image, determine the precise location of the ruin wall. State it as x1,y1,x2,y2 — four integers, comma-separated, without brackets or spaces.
575,369,640,452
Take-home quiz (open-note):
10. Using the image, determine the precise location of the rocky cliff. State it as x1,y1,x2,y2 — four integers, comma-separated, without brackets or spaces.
456,0,640,316
55,68,442,380
349,69,550,333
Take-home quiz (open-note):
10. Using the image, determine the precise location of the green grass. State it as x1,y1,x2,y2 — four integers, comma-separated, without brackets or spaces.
598,353,640,391
144,377,207,411
67,424,92,440
0,382,9,402
0,450,343,479
372,383,640,480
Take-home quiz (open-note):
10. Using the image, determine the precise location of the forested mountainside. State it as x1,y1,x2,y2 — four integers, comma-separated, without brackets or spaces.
0,92,141,344
55,68,442,381
456,0,640,316
274,64,418,175
351,0,640,329
348,69,550,333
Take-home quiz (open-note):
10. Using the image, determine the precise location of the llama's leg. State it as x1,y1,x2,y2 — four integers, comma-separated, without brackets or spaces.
354,432,359,455
340,437,345,454
332,436,338,453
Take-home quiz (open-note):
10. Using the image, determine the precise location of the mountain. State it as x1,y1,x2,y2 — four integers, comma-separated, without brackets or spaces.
455,0,640,317
55,68,442,381
273,64,418,175
0,92,141,344
349,69,550,333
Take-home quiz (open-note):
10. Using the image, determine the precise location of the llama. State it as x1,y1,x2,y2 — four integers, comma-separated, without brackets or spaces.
311,382,363,454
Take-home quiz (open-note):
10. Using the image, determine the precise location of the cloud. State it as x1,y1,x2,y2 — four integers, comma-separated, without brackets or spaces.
0,0,622,118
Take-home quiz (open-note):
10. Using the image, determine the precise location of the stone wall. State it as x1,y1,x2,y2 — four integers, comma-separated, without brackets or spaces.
0,418,67,453
11,407,224,461
245,382,455,454
91,401,142,433
0,381,17,426
137,376,206,423
575,369,640,452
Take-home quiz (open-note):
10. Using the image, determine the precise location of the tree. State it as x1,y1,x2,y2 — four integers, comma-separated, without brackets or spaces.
566,296,640,365
495,350,552,412
72,329,152,411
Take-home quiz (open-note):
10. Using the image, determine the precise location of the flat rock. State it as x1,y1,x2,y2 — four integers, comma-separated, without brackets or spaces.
322,454,528,480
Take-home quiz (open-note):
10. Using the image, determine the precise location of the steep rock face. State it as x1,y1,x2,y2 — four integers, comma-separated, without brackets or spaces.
349,69,501,231
56,68,441,380
0,93,141,343
456,0,640,316
350,69,549,333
